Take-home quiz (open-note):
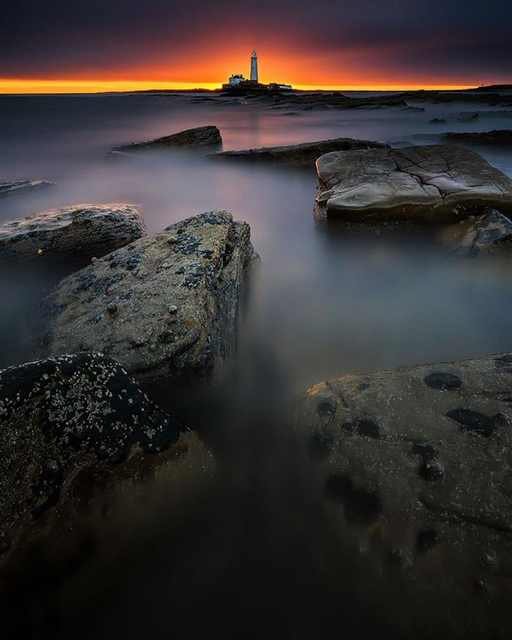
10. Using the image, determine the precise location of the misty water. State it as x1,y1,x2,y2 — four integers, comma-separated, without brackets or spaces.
2,93,512,638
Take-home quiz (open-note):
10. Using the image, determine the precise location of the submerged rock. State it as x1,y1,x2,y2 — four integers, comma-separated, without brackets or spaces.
0,203,145,262
211,137,386,168
298,353,512,534
441,209,512,255
445,129,512,146
0,179,53,198
41,211,256,382
0,352,180,547
315,144,512,221
114,125,222,153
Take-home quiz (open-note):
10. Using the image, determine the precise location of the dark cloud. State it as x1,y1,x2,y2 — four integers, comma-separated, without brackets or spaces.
1,0,511,81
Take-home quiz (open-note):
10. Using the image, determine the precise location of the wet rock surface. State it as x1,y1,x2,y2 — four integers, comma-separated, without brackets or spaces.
299,354,512,534
316,144,512,221
445,130,512,146
114,125,222,153
211,137,386,168
0,352,180,549
41,210,256,382
298,354,512,636
0,203,145,262
0,179,53,198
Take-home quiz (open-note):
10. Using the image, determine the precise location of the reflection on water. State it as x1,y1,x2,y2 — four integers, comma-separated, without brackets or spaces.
2,94,512,638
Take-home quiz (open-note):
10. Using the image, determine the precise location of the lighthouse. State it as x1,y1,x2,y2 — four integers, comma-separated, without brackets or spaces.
250,50,258,83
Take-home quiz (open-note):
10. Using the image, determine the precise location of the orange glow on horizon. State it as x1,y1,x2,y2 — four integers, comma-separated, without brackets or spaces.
0,78,476,94
1,37,508,94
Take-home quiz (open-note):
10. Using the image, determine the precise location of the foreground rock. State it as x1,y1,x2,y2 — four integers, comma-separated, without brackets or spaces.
441,209,512,255
316,144,512,221
0,203,145,262
42,211,256,381
211,137,386,168
445,129,512,146
0,179,53,198
300,353,512,533
298,354,512,633
114,125,222,153
0,352,180,550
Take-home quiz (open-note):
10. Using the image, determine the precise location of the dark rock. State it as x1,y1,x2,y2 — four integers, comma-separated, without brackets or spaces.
446,209,512,255
446,408,497,437
416,528,439,554
0,203,145,263
445,130,512,146
325,473,382,525
412,441,437,462
420,459,445,481
114,125,222,153
495,354,512,370
263,92,408,112
424,372,463,390
342,418,381,439
211,137,386,168
0,352,180,545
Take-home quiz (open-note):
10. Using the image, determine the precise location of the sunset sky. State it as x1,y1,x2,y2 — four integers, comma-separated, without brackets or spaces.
1,0,511,93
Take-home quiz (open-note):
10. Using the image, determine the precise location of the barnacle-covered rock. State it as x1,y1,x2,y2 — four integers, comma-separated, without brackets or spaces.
0,203,145,262
0,352,180,549
41,211,257,382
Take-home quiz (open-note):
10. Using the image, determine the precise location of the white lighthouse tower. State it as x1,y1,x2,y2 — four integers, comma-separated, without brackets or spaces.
250,50,258,83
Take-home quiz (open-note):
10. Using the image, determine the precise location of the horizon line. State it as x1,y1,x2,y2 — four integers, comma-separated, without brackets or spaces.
0,79,485,95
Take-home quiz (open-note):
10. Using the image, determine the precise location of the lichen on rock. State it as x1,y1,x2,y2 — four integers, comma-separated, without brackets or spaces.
41,210,257,382
0,352,180,550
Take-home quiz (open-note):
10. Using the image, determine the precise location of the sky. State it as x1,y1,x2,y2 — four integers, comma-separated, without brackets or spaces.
1,0,511,92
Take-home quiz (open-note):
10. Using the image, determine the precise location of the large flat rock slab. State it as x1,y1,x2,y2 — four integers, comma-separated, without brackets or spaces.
0,203,145,262
0,179,53,198
316,144,512,221
0,352,180,551
211,137,386,168
114,125,222,153
297,354,512,633
41,211,256,382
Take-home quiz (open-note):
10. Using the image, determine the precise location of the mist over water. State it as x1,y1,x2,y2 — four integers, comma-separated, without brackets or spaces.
2,93,512,638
